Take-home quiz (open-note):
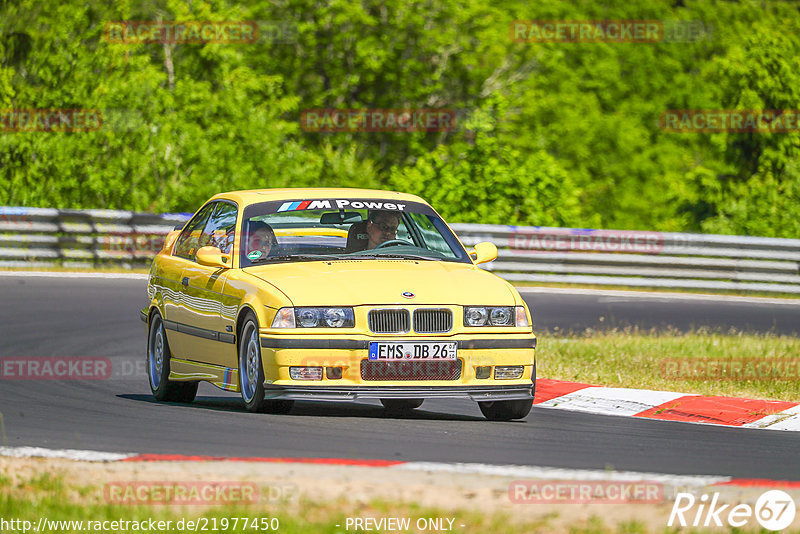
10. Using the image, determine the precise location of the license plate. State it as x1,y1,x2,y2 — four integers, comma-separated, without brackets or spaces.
368,342,458,361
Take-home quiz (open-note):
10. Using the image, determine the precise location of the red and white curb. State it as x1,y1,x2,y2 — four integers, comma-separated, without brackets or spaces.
534,379,800,431
2,446,799,491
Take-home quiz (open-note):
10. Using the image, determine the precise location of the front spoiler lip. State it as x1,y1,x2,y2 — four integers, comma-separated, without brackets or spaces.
261,384,533,402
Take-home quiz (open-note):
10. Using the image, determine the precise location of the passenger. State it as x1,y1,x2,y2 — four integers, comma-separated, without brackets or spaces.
245,221,278,259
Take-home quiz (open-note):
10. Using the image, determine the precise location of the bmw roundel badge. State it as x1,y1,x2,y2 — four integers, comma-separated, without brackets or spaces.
402,291,415,298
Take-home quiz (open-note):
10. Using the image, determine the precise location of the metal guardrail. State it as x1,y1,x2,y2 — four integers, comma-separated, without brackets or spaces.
0,207,190,269
2,207,799,294
452,223,800,294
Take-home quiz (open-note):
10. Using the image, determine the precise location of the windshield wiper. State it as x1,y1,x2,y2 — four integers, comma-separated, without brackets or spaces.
354,253,434,261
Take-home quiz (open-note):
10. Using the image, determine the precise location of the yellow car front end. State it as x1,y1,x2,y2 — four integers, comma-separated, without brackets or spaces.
250,260,536,403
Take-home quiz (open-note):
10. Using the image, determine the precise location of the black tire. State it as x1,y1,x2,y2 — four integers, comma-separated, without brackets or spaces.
478,363,536,421
147,312,198,403
239,312,294,414
380,399,424,411
478,399,533,421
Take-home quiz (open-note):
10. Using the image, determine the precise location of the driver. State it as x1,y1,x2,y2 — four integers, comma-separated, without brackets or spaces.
366,210,401,249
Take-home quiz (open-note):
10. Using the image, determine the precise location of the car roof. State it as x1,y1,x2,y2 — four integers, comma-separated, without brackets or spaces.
209,188,429,207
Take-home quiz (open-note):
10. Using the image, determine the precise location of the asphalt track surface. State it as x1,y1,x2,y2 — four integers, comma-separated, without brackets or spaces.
1,275,799,480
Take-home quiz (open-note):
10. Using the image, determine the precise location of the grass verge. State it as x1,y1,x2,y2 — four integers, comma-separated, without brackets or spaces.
538,328,800,401
0,471,654,534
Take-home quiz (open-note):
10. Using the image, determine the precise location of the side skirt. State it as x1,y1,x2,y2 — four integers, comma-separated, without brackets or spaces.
169,358,240,392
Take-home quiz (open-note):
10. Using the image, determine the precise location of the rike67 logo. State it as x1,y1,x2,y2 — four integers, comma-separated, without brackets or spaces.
669,490,797,531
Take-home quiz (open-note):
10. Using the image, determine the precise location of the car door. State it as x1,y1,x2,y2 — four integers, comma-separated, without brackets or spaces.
163,202,216,359
174,201,240,368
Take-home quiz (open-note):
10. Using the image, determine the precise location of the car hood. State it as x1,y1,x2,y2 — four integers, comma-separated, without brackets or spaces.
243,260,516,306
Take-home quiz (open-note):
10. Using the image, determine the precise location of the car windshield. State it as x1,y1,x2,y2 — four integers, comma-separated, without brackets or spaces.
238,198,471,267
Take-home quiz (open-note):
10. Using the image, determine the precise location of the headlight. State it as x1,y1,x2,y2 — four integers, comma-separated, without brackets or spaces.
324,308,348,328
464,307,489,327
490,307,512,326
271,307,355,328
298,308,319,328
464,306,521,327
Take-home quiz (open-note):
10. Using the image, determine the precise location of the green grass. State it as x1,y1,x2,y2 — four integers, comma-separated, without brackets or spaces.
538,328,800,401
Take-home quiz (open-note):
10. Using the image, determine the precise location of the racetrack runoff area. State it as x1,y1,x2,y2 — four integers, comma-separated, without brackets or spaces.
2,448,800,533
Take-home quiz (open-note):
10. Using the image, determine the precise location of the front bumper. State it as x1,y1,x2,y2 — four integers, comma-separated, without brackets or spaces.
262,384,534,402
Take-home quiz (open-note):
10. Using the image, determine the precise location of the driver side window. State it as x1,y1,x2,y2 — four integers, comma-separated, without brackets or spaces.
203,202,238,255
174,203,215,261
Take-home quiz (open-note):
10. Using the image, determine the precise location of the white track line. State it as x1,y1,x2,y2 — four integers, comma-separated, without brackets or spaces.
395,462,730,487
0,271,148,280
0,446,135,462
0,446,730,487
536,387,691,417
742,405,800,431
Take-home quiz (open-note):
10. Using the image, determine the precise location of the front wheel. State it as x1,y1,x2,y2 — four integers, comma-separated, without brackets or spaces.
478,399,533,421
147,312,198,403
479,364,535,421
239,313,294,414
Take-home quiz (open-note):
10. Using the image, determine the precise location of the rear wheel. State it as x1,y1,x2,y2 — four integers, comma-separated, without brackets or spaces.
380,399,424,411
239,313,294,414
147,312,198,403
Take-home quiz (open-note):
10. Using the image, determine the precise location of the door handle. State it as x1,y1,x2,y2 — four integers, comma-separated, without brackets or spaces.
181,277,189,287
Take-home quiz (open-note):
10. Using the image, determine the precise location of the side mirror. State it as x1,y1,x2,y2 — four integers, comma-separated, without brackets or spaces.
196,246,229,269
469,242,498,264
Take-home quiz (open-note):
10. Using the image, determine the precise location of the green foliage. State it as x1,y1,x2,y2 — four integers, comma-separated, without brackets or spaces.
686,25,800,237
390,96,582,226
1,0,799,235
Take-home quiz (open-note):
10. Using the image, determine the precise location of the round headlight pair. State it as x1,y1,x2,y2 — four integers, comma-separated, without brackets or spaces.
296,307,353,328
464,306,515,327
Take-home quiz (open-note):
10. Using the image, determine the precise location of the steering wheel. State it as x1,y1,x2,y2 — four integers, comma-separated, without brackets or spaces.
374,239,413,249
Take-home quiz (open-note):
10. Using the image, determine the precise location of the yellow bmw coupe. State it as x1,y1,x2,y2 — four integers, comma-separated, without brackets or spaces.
141,188,536,420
